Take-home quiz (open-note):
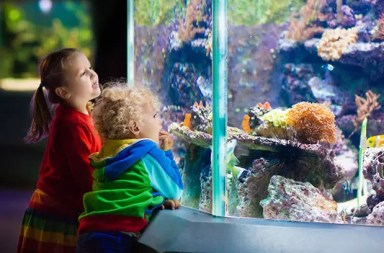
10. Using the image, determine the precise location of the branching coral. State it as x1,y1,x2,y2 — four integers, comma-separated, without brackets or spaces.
285,0,326,42
178,0,206,42
286,102,337,144
353,90,381,131
317,27,359,61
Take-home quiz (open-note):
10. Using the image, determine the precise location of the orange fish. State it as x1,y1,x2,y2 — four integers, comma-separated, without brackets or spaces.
182,113,193,130
242,114,252,134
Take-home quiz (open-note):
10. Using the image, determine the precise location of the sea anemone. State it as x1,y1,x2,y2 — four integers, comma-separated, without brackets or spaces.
286,102,337,144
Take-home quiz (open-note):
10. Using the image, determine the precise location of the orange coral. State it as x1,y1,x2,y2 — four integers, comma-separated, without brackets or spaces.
193,101,205,109
242,115,252,134
286,102,336,144
257,101,272,110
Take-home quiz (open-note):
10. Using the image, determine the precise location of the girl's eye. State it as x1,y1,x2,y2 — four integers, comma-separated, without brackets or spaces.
153,112,160,118
81,71,86,76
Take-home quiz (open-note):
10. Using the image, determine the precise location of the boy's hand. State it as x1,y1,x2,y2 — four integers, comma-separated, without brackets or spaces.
159,130,173,151
162,199,181,210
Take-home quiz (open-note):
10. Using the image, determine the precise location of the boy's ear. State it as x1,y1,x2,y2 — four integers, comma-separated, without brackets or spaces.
55,87,71,100
128,122,140,136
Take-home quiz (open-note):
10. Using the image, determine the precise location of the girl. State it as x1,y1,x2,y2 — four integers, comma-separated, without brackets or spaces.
76,83,183,253
17,48,102,253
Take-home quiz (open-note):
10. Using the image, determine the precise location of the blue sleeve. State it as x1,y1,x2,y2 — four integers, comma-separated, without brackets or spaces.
141,148,183,200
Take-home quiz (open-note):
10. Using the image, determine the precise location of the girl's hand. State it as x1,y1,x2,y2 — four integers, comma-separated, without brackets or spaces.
162,199,181,210
159,130,173,151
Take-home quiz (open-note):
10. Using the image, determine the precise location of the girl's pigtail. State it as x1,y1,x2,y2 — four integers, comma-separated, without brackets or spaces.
24,84,52,143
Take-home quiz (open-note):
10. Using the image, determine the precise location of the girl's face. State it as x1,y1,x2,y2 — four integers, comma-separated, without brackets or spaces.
137,103,162,143
59,52,101,111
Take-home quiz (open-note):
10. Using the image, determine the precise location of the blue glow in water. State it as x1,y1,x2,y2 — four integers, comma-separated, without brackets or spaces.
321,64,334,71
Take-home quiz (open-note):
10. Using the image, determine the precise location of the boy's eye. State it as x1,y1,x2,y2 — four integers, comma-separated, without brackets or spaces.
153,112,160,118
81,71,86,76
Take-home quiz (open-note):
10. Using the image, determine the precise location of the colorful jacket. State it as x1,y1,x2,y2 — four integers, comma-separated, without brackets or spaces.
78,139,183,234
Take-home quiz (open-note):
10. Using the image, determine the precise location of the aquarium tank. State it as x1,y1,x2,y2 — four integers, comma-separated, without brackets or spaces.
134,0,384,226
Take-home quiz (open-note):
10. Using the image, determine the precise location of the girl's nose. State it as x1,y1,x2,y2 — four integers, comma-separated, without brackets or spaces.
90,69,98,79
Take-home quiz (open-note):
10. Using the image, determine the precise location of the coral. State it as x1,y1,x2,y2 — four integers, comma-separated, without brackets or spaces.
374,14,384,40
366,202,384,225
260,175,338,222
257,101,272,111
317,27,359,61
254,108,296,140
363,148,384,197
286,102,337,144
353,90,381,131
260,108,288,128
367,194,384,211
285,0,326,42
178,0,206,42
199,166,212,213
280,63,317,106
168,63,207,108
229,130,348,189
190,101,212,134
236,158,285,217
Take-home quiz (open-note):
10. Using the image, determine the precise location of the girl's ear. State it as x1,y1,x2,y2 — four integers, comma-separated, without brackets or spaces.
128,121,140,136
55,87,71,100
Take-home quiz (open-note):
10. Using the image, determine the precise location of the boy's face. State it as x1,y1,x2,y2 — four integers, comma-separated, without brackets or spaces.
137,103,162,144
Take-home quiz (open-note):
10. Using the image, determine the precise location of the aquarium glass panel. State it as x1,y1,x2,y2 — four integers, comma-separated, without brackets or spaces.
134,0,214,212
226,0,384,226
0,0,94,89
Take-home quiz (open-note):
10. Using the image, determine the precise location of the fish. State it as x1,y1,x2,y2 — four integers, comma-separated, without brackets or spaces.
242,114,252,134
322,64,334,71
182,113,193,130
366,135,384,148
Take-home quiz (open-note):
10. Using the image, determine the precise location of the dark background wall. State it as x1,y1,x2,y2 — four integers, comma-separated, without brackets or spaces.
92,0,127,84
0,0,127,189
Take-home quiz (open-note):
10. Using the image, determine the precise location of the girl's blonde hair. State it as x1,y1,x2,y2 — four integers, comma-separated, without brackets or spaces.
92,82,160,140
25,48,82,143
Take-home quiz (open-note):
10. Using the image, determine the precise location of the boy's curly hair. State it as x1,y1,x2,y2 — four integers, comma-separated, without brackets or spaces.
92,82,160,140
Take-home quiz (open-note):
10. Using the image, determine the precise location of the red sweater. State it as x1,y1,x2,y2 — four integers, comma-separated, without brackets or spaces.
30,104,102,219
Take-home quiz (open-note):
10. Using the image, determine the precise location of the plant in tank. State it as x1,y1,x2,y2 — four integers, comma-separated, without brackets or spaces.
134,0,185,26
228,0,305,26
